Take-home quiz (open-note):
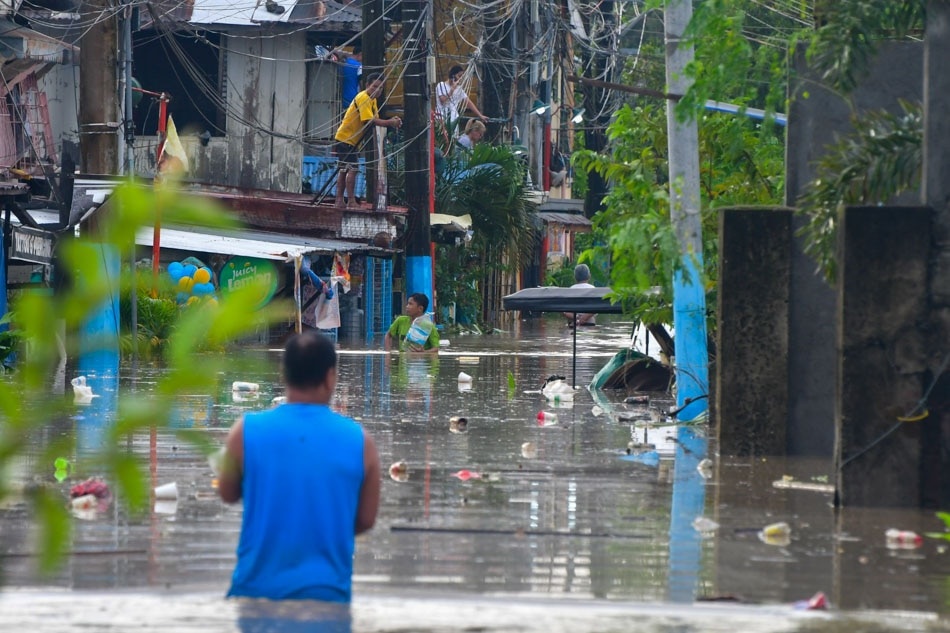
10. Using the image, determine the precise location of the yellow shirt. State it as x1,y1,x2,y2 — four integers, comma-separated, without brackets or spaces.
335,90,378,146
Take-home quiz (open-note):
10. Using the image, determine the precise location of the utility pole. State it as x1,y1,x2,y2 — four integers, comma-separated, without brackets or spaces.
402,0,431,301
664,0,707,422
664,0,708,603
79,0,118,176
362,0,385,203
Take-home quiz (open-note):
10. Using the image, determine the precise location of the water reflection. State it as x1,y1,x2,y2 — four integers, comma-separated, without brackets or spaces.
236,599,351,633
0,317,948,619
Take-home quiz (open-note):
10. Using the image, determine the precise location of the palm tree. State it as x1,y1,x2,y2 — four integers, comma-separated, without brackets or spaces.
434,144,536,327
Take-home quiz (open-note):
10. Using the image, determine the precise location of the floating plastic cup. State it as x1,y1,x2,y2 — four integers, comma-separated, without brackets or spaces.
537,411,558,427
457,372,473,383
154,499,178,515
154,482,179,500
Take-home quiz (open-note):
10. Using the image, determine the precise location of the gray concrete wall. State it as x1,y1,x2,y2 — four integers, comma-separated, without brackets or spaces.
784,41,923,457
716,207,792,456
39,62,79,158
835,206,931,507
227,34,307,192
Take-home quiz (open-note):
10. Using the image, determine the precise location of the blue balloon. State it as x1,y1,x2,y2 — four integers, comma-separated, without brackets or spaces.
183,264,198,278
176,292,189,304
167,261,184,281
193,282,215,296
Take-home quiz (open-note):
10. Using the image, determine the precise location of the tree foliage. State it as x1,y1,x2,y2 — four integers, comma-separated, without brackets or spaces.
797,100,923,280
573,104,784,326
0,184,288,574
434,144,534,326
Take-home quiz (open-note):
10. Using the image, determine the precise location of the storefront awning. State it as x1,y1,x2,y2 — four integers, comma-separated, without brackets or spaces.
135,225,393,261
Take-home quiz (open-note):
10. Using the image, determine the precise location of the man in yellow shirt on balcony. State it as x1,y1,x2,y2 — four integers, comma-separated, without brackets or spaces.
334,73,402,209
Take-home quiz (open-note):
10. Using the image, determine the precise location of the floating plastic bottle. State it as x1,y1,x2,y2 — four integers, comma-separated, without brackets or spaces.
885,528,923,549
231,381,260,393
405,313,435,351
537,411,558,426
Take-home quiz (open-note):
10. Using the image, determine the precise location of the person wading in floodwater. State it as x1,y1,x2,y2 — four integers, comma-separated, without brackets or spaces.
218,331,381,603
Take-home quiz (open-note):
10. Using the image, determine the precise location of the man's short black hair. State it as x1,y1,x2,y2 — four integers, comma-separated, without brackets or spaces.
283,331,337,388
408,292,429,312
364,72,381,86
449,65,464,79
352,46,362,55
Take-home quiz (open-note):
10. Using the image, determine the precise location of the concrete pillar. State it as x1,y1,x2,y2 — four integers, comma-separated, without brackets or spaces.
716,207,792,455
835,206,931,507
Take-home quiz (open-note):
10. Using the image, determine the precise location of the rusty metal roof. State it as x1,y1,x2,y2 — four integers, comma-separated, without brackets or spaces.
145,0,361,28
537,211,592,229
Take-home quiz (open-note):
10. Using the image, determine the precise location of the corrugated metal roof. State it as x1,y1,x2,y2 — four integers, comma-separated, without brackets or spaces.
147,0,361,28
537,211,592,229
136,225,391,260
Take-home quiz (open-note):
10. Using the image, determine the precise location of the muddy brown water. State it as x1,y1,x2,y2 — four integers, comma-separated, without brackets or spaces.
0,318,948,632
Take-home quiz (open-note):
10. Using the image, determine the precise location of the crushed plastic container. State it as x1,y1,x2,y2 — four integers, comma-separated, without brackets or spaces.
536,411,558,427
405,313,435,351
232,381,260,393
885,528,923,549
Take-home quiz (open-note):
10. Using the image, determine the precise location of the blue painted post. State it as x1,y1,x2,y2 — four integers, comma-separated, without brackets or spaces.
406,255,433,307
667,426,706,602
664,0,708,604
79,243,121,358
76,242,120,454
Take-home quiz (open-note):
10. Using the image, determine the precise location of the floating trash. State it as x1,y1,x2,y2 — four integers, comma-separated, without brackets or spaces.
232,381,260,393
536,411,558,427
70,478,110,502
697,458,714,479
885,528,923,549
271,396,287,406
542,379,574,402
692,516,719,536
71,376,98,404
591,405,604,417
793,592,828,610
521,442,537,459
457,372,473,383
758,521,791,546
449,416,468,434
452,470,481,481
389,461,409,482
68,477,112,518
624,395,650,405
154,482,179,500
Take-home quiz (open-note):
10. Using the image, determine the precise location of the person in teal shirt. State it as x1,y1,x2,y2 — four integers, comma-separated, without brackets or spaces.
384,293,440,352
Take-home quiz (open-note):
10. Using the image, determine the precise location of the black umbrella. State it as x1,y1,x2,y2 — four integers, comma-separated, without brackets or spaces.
502,286,623,387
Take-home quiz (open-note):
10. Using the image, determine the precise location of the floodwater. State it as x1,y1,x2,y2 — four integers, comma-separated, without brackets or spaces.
0,317,949,632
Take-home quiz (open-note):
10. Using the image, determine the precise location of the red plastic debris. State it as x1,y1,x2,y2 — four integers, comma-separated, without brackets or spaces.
793,591,827,610
807,592,827,610
452,470,481,481
69,477,110,500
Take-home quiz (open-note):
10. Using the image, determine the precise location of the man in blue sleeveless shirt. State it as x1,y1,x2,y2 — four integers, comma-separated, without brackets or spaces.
219,332,381,602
